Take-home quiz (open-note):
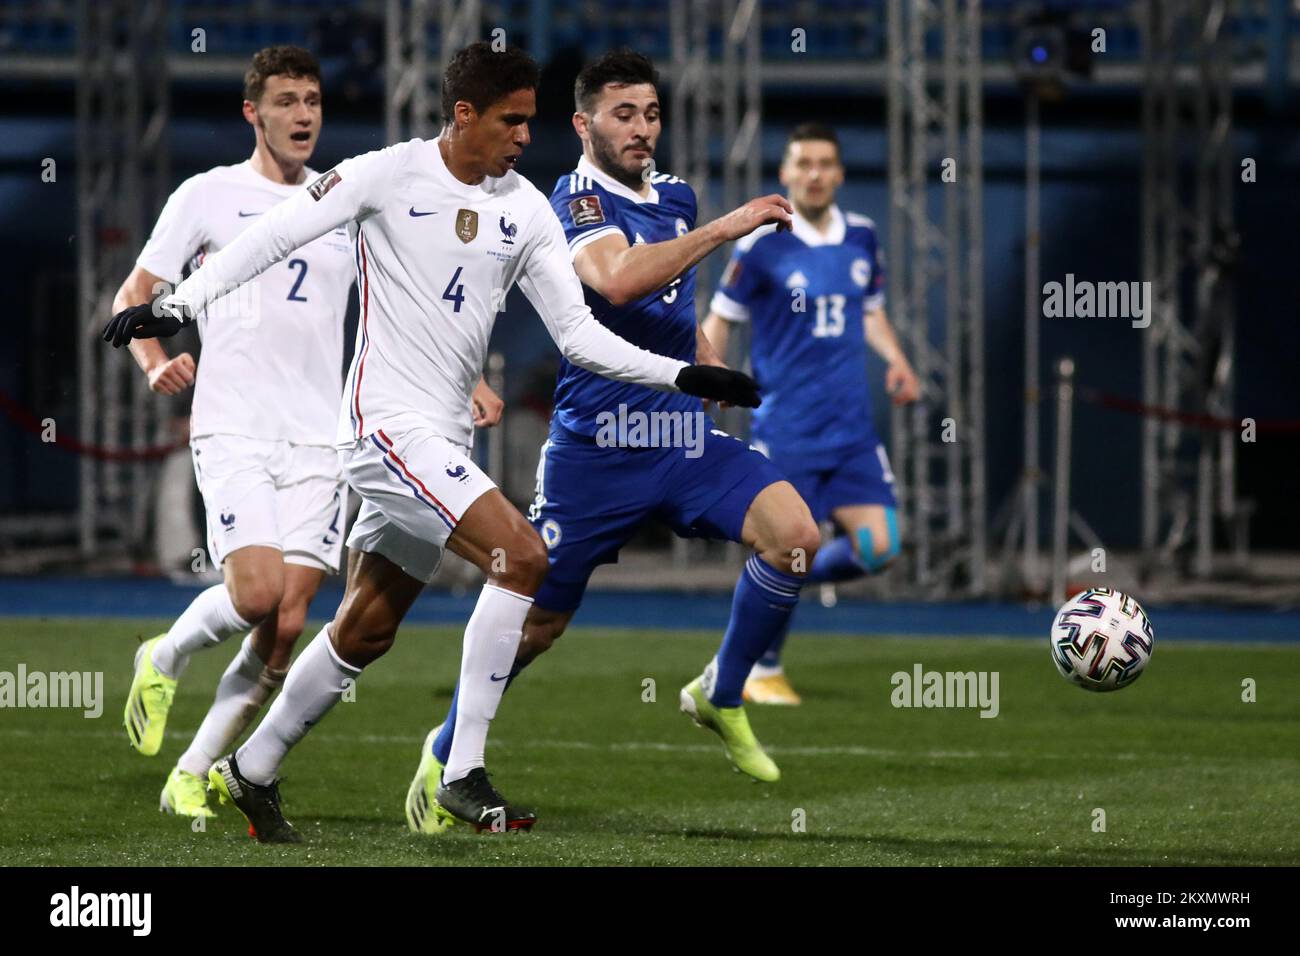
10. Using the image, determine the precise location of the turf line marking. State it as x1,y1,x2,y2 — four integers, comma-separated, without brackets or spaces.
0,726,1258,763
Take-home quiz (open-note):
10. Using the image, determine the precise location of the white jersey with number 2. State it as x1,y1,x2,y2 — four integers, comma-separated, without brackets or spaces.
137,160,354,445
165,137,689,452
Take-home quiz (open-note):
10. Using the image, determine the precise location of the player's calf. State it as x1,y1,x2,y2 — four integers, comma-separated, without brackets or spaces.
517,606,573,663
250,589,313,672
331,551,426,667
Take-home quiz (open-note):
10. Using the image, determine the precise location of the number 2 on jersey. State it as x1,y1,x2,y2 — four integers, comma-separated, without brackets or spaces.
286,259,309,302
443,266,465,313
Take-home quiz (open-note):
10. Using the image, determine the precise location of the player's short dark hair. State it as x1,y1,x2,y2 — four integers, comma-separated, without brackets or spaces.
574,49,659,113
243,46,321,103
784,122,842,161
441,42,541,120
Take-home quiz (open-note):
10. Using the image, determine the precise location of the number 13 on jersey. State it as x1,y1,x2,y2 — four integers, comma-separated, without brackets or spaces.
811,293,846,338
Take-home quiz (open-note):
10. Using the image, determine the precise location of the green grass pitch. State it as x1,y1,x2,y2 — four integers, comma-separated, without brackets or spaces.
1,617,1296,866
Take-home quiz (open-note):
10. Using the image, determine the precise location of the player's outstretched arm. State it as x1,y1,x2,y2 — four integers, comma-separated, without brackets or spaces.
518,212,761,408
574,194,792,306
103,151,394,347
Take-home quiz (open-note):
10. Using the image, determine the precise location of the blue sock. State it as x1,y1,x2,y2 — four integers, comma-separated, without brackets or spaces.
431,658,529,764
806,535,868,583
709,554,803,707
756,611,796,669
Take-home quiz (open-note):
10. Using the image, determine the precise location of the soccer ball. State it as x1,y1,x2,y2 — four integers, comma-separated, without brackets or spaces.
1050,588,1155,692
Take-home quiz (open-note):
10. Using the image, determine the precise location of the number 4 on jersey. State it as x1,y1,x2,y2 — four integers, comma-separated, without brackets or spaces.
443,266,465,313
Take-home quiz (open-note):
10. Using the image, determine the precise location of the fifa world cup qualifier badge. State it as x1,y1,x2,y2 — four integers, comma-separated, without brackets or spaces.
455,208,478,244
307,168,342,201
569,194,605,226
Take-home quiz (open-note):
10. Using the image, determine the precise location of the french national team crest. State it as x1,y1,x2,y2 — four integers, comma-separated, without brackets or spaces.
455,208,478,244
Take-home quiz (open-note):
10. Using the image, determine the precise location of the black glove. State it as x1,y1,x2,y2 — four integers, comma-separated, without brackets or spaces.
675,365,762,409
102,299,193,348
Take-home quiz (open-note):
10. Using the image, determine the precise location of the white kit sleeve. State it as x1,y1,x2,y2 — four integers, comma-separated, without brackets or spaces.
136,175,206,284
516,207,686,392
164,147,400,317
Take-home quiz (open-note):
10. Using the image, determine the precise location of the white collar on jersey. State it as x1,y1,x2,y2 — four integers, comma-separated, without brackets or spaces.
790,204,846,247
574,154,660,205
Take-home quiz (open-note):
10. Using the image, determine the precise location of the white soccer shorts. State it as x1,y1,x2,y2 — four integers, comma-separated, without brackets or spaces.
190,434,346,573
342,426,495,584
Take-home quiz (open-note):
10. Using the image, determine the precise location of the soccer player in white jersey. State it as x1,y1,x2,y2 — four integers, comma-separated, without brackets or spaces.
115,45,507,819
104,42,761,840
115,47,351,818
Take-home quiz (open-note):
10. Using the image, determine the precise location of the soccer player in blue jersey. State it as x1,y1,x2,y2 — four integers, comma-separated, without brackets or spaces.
404,50,820,833
701,123,920,706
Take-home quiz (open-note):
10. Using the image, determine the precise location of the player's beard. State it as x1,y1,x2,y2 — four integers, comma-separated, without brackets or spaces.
590,127,651,190
794,196,834,223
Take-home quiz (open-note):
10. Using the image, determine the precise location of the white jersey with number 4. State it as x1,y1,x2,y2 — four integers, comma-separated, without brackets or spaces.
164,137,689,453
137,160,355,445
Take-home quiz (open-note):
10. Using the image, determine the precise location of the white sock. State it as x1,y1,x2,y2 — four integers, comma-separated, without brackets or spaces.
443,584,532,784
749,661,785,680
176,636,286,778
234,626,359,786
152,584,251,679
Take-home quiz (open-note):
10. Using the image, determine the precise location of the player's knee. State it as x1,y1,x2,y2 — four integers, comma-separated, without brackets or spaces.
855,509,901,573
491,534,549,596
771,516,821,575
230,583,281,625
332,620,394,668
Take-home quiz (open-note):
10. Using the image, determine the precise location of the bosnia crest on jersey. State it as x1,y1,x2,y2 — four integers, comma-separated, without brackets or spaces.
455,208,478,244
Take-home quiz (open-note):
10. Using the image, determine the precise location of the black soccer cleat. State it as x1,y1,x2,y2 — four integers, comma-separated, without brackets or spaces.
207,754,302,844
435,767,537,834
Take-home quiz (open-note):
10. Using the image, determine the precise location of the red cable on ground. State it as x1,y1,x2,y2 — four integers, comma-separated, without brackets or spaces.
0,389,184,462
1075,386,1300,434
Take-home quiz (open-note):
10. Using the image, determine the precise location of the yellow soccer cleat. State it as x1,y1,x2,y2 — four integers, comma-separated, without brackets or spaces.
124,635,177,756
405,727,459,835
743,673,803,706
680,677,780,783
160,765,215,818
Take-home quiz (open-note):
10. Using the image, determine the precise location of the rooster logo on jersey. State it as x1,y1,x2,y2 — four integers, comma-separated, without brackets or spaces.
499,215,517,244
